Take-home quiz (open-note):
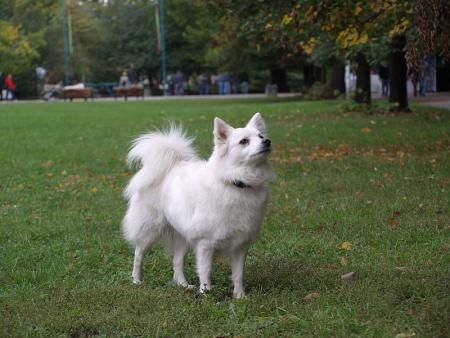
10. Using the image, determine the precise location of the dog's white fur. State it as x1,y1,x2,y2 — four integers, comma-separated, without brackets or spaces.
122,113,273,298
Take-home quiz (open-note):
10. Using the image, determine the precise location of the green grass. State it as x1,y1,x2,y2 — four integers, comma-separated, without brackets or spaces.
0,99,449,337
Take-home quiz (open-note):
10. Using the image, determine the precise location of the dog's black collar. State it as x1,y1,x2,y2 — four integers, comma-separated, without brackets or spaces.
232,180,251,189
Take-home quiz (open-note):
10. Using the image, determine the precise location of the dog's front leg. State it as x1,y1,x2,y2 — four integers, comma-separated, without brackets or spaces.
229,246,249,299
195,241,214,293
172,238,193,288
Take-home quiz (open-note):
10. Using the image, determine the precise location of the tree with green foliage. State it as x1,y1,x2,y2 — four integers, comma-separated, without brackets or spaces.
204,0,302,92
60,0,219,83
0,0,55,96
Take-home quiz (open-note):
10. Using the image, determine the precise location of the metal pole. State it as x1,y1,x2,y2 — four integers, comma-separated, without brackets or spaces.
159,0,167,96
61,0,70,85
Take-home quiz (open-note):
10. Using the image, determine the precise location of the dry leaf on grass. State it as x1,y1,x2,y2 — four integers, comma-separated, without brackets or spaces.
42,160,54,169
389,219,400,229
341,271,357,282
361,127,372,134
340,241,353,250
303,292,320,301
395,332,416,338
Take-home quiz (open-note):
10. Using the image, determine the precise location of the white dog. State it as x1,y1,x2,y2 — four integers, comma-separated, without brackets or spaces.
122,113,273,298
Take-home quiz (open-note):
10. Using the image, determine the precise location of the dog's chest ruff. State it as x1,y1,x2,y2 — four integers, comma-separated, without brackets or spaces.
197,185,268,242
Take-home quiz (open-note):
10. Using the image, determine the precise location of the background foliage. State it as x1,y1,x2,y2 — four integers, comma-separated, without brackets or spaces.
0,0,448,100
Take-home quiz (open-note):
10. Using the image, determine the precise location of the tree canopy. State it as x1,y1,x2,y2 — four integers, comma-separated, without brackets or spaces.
0,0,448,100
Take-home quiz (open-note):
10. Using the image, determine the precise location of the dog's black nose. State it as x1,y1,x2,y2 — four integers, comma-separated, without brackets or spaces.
263,139,271,147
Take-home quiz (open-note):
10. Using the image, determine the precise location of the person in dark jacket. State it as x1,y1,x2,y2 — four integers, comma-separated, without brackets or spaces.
378,65,389,98
127,63,138,85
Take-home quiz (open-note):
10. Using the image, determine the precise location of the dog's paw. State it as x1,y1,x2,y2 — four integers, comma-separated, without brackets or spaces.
132,278,142,285
176,281,195,289
199,283,212,294
233,290,247,299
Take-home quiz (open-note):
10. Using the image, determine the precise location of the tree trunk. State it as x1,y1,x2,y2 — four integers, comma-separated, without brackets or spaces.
389,34,410,111
270,68,289,92
354,53,371,104
329,63,346,94
303,63,315,87
314,66,325,83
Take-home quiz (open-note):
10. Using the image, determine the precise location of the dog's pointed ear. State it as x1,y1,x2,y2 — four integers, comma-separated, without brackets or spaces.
246,112,266,133
214,117,232,142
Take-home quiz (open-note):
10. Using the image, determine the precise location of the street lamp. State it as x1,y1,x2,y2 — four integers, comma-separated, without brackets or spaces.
151,0,168,96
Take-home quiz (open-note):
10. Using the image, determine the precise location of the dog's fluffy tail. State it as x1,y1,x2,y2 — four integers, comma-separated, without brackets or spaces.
125,125,198,199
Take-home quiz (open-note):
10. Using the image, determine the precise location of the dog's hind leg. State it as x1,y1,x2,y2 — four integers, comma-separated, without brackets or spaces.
131,230,160,284
132,246,145,284
123,200,163,284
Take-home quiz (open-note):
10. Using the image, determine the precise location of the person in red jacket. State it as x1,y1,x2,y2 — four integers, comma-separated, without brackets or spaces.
5,74,16,100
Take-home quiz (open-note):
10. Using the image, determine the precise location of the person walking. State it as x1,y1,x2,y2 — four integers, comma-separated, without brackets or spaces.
5,74,16,100
239,72,249,94
197,73,210,95
141,75,150,96
223,72,231,95
378,65,389,98
174,70,184,95
127,63,138,85
419,59,431,97
409,69,419,97
216,73,224,95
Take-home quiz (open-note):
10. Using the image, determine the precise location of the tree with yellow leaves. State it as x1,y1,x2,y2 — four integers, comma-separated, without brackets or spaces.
0,20,41,75
296,0,414,108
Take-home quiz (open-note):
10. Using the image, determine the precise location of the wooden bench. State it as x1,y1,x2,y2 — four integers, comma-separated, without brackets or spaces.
63,88,93,101
113,86,144,100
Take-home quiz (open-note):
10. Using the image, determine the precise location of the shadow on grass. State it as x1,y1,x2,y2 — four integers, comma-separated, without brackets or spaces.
245,258,338,295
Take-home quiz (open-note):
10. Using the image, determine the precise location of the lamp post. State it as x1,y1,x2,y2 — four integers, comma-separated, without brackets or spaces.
61,0,70,85
159,0,167,96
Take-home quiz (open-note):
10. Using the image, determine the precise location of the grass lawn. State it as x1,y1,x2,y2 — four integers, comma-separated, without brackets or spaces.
0,98,449,337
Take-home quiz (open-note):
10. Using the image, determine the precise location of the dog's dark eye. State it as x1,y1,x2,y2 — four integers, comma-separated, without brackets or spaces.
239,138,249,145
258,134,264,139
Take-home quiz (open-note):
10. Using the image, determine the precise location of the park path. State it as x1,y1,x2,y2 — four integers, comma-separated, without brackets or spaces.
1,92,449,110
407,92,450,110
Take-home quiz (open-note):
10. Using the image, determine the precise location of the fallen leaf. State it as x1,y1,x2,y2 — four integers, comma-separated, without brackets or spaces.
47,173,54,178
340,241,353,250
91,187,98,193
42,160,54,169
395,332,416,338
389,219,400,229
341,271,357,282
340,257,348,266
361,127,371,134
303,292,320,301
